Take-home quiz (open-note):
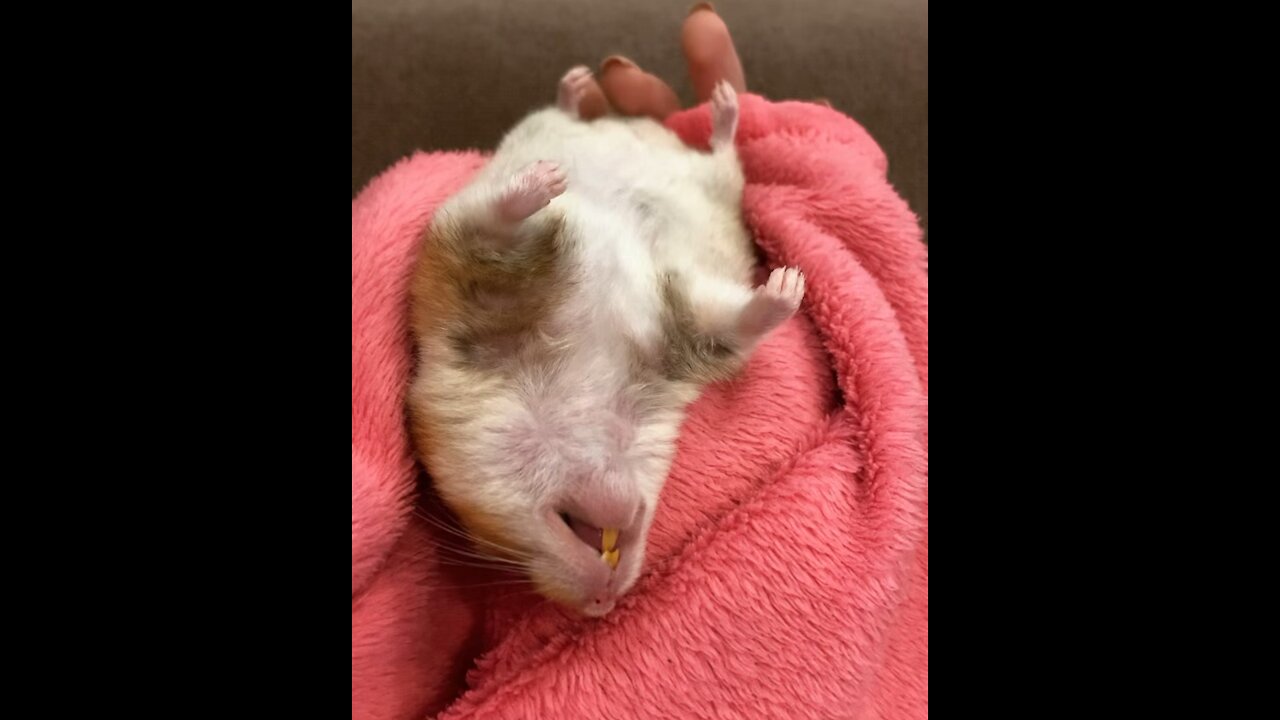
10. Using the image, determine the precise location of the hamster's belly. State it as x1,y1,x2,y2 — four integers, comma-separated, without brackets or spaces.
556,118,754,281
489,109,756,349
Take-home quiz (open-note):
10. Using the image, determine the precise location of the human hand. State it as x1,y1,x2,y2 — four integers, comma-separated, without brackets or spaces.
573,4,749,122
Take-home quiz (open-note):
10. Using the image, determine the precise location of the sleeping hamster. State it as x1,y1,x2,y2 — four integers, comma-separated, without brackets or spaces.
408,67,804,617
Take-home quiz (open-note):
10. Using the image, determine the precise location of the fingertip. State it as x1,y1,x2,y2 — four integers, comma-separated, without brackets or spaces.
681,6,746,101
600,55,639,73
578,84,610,120
598,59,681,121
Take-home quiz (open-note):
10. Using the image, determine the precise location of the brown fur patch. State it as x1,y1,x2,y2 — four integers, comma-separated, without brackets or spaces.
411,211,573,371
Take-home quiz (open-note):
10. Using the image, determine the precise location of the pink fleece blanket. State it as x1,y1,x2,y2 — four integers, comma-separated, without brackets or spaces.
352,95,928,720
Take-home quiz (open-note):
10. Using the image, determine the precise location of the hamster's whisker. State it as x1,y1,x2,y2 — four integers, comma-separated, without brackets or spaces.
432,543,531,567
380,544,531,574
431,557,530,572
413,509,536,560
412,579,536,593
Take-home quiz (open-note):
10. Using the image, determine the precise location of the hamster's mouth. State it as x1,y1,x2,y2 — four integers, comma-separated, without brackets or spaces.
558,511,621,569
538,508,637,615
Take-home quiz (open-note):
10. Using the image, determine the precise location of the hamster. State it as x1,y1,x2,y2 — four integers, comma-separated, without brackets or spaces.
408,66,804,617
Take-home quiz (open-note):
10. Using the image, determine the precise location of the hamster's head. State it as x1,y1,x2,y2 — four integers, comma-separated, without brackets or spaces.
417,375,693,618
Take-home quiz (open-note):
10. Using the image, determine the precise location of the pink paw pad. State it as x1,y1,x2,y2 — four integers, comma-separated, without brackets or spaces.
498,161,568,223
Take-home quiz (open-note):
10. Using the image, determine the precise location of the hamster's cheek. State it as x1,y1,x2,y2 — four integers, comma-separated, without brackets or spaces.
446,497,529,559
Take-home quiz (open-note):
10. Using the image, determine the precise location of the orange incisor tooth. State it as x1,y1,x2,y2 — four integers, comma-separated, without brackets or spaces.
601,528,620,569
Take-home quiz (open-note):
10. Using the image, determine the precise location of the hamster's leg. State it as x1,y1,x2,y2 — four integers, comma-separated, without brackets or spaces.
683,267,805,350
557,66,599,120
661,267,804,383
693,80,745,205
736,267,805,341
434,161,567,252
495,160,567,224
709,79,739,151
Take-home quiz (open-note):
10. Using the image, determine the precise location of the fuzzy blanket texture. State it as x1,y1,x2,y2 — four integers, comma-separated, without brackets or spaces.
352,94,928,719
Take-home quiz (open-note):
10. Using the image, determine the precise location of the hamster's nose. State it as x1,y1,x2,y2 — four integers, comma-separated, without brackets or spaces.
562,487,641,532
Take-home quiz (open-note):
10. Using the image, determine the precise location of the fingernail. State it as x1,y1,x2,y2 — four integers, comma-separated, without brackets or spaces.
688,2,716,15
600,55,638,72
